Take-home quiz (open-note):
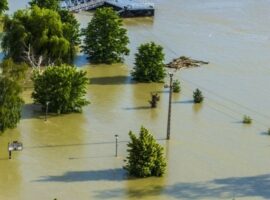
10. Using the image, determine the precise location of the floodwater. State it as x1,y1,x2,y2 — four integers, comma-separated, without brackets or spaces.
1,0,270,199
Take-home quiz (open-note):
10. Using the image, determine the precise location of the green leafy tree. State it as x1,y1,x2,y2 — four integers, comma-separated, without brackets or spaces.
193,88,204,103
32,65,90,114
82,7,129,64
59,10,81,64
124,126,166,178
0,59,26,132
0,78,23,132
29,0,60,11
1,58,28,82
2,6,78,65
29,0,80,64
132,42,166,82
0,0,8,15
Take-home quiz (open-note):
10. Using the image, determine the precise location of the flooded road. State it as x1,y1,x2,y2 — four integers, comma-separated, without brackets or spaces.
1,0,270,199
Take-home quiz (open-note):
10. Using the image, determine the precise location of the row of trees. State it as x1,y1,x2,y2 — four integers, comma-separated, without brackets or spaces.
0,0,168,178
0,1,166,131
2,1,166,79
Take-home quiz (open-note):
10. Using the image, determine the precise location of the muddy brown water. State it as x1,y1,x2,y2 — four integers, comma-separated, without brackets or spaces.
1,0,270,199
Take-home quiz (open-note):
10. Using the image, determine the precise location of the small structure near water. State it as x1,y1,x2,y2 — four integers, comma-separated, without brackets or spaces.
61,0,155,17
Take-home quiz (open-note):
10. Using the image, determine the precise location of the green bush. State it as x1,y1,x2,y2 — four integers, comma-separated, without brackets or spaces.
193,88,204,103
268,128,270,135
32,65,90,114
172,79,181,93
124,127,166,178
132,42,166,82
242,115,252,124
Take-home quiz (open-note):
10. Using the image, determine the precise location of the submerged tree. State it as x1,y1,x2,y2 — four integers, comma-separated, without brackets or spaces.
2,6,79,66
0,0,8,15
29,0,60,11
242,115,252,124
82,7,129,64
32,65,90,114
124,127,166,177
1,58,28,82
172,79,181,93
193,88,204,103
132,42,166,82
29,0,80,64
58,9,81,64
149,93,160,108
0,59,26,132
0,77,24,132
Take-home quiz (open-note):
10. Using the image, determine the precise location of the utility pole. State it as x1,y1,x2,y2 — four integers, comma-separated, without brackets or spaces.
166,72,173,140
115,134,119,157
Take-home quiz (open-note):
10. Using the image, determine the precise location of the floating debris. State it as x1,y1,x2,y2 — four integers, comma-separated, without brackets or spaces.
166,56,209,70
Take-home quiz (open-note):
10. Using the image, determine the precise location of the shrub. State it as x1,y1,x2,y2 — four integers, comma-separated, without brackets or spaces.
32,65,90,114
193,88,204,103
124,127,166,178
149,93,160,108
268,128,270,135
242,115,252,124
172,79,181,93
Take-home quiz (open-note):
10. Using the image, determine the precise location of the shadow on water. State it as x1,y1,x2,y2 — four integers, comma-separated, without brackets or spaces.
123,106,151,110
21,103,43,120
156,90,169,94
94,174,270,199
25,140,130,149
260,131,270,136
26,138,166,149
172,100,194,104
90,76,136,85
68,155,114,160
36,168,127,182
21,103,64,120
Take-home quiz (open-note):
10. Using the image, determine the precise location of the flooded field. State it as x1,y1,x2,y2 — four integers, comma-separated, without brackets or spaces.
1,0,270,199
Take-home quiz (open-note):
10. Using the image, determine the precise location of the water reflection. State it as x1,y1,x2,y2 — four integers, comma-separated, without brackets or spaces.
193,103,203,113
73,53,88,67
125,178,166,199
